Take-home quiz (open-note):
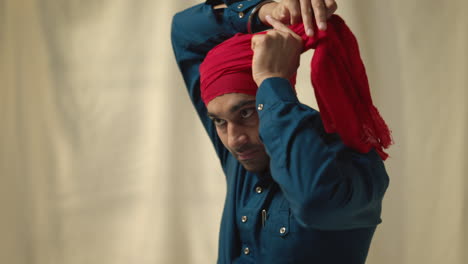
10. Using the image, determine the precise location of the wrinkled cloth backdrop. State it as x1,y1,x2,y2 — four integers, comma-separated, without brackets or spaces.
1,0,467,263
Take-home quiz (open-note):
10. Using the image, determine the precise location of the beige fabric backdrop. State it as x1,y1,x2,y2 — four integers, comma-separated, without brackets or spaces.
1,0,467,263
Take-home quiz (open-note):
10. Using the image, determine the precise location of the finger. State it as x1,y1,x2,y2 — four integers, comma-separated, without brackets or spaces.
312,0,327,31
300,0,314,36
324,0,337,18
273,4,291,25
266,16,303,47
287,0,301,25
266,15,293,34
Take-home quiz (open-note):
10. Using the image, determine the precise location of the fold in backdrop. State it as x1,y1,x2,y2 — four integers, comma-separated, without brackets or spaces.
1,0,467,263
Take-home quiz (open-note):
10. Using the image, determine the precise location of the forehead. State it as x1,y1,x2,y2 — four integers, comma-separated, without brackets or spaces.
207,93,256,115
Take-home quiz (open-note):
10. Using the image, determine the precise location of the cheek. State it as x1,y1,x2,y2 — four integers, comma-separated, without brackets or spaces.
248,115,260,138
246,123,261,143
216,128,229,148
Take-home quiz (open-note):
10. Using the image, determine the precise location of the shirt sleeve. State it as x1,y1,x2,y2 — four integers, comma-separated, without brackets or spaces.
256,77,390,230
171,0,265,167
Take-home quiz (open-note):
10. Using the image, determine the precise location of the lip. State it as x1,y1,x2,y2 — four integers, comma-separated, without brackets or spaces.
237,149,260,161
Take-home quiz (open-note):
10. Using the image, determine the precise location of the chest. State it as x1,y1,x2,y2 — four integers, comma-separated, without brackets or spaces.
226,164,311,262
223,159,375,264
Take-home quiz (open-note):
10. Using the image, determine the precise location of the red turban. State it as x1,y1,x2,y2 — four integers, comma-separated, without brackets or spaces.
200,15,392,160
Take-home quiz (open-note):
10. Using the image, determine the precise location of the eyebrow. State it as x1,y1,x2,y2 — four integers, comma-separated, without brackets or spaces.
230,99,256,113
207,99,256,118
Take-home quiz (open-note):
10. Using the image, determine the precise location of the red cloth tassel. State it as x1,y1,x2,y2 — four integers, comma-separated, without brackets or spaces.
293,16,393,159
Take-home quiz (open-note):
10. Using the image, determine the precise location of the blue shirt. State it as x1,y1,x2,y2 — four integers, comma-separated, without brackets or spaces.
171,2,389,263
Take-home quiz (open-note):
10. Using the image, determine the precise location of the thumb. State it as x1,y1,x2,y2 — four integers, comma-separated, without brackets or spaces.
273,5,290,25
251,35,257,50
250,35,263,50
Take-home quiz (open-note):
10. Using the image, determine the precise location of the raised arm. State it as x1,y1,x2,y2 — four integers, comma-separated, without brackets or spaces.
171,0,338,168
251,16,389,229
171,1,266,166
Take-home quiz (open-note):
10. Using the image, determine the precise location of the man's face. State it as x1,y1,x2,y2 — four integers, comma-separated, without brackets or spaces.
207,93,269,173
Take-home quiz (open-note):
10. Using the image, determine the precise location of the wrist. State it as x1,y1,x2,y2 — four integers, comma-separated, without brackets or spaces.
247,0,276,33
254,73,287,87
257,2,278,25
213,3,227,9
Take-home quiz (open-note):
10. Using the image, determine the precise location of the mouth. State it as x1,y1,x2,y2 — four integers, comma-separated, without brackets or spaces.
237,149,260,161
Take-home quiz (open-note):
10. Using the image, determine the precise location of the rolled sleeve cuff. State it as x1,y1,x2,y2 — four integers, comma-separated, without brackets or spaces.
255,77,299,116
224,0,266,33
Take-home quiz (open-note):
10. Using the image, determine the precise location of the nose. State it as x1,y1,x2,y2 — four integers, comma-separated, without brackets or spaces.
227,123,248,150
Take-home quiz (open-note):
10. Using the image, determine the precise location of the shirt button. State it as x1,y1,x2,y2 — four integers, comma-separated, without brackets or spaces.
280,227,287,234
255,186,263,194
241,216,248,223
237,3,243,9
238,12,244,18
257,104,264,111
244,247,250,255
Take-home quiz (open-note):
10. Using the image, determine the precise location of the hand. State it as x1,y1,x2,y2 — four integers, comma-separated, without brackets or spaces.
258,0,338,36
251,16,303,87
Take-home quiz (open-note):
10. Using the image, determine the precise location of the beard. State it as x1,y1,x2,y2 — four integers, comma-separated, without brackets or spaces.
230,144,270,173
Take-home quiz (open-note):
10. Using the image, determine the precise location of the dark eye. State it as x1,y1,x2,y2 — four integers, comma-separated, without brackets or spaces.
213,118,226,127
240,108,255,119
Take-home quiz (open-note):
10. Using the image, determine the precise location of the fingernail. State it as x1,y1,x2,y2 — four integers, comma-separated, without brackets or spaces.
266,15,272,20
307,28,314,36
319,22,327,30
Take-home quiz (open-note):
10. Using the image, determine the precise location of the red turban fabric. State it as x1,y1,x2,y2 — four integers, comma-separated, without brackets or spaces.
200,15,392,160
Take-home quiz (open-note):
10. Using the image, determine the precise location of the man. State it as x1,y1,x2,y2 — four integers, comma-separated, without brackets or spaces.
171,1,390,263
